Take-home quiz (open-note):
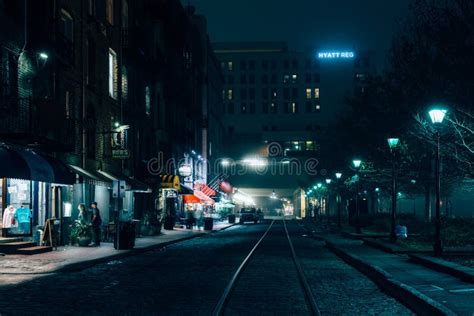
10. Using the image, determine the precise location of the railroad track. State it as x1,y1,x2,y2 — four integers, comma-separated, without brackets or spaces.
212,218,321,316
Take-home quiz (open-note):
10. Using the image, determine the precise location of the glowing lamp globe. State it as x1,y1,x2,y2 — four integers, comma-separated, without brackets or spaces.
387,138,400,150
352,159,362,169
335,172,342,179
429,109,447,124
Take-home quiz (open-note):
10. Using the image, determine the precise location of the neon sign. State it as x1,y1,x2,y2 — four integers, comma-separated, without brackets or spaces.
318,51,355,59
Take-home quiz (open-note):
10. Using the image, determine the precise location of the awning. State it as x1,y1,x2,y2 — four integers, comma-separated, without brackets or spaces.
0,144,75,184
160,175,180,190
183,194,201,204
194,183,216,196
194,190,215,205
68,164,112,188
98,169,150,192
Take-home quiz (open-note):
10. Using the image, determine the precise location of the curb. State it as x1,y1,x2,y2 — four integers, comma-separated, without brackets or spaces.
409,254,474,284
363,238,433,254
56,223,237,273
318,236,456,316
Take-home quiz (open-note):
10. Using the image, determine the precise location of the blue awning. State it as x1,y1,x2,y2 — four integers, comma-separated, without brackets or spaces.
0,144,75,184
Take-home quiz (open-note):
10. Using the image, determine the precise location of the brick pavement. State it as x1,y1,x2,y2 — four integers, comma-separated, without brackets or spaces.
0,221,233,286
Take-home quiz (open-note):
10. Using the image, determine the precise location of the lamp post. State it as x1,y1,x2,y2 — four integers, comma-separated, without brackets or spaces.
387,138,400,243
429,108,447,256
335,172,342,228
352,159,362,233
325,178,332,223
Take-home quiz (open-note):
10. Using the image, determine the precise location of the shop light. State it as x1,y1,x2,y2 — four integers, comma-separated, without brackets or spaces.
221,159,230,166
243,158,267,167
39,52,49,60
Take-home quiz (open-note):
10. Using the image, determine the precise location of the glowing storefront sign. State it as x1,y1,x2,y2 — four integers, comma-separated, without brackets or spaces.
318,51,355,59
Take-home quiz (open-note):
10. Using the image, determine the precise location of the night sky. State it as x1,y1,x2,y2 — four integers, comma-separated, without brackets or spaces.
190,0,412,68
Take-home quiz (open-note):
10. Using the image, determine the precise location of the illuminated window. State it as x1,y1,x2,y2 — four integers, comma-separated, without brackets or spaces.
241,102,247,114
270,102,277,113
306,88,311,99
121,66,128,101
227,89,233,100
271,88,277,98
60,9,74,42
291,102,297,113
145,86,151,116
228,61,233,71
106,0,114,25
306,141,315,151
314,88,320,98
108,48,118,99
283,74,290,84
316,104,321,111
292,74,297,79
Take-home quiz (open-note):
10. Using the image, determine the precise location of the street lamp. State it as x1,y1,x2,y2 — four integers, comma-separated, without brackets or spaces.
335,172,343,228
429,107,447,256
387,137,400,243
325,179,332,223
352,159,362,233
39,52,49,60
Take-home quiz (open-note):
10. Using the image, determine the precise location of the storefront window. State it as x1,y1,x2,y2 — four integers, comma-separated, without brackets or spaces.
3,179,32,236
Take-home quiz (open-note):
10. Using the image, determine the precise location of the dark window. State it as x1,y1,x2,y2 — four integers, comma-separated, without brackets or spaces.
262,126,269,131
240,60,247,70
249,102,256,113
305,74,311,83
271,74,277,84
249,60,255,70
262,74,268,84
306,101,312,113
228,126,234,134
60,9,74,42
305,59,311,68
262,102,268,114
284,60,289,69
249,74,255,84
249,88,255,99
87,38,96,84
271,126,278,131
283,88,289,99
241,102,247,114
314,73,320,82
240,89,247,100
284,102,289,113
292,59,298,69
292,88,298,98
0,52,19,103
88,0,96,16
228,102,234,114
262,88,268,100
240,74,246,84
228,75,234,84
262,60,268,69
271,60,277,70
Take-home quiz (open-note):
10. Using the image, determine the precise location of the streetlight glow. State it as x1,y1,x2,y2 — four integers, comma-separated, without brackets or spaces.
387,138,400,150
317,183,322,188
429,108,447,124
335,172,342,179
325,179,332,184
352,159,362,169
39,52,49,60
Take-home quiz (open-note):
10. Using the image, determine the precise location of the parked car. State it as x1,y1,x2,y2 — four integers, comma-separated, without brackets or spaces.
239,208,260,224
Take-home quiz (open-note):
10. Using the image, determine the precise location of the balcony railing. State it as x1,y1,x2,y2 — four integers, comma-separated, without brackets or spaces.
0,97,75,151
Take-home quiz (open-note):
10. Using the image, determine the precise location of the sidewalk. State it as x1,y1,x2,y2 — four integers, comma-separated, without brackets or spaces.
318,231,474,315
0,222,234,286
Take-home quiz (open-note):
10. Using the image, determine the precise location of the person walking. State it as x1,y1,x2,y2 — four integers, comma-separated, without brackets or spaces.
90,202,102,246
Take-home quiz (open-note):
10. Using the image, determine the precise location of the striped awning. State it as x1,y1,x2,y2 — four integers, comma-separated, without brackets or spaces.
194,183,216,196
160,174,180,190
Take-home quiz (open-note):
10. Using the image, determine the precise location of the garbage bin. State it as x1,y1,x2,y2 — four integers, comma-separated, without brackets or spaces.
204,217,213,231
114,221,136,250
228,214,236,224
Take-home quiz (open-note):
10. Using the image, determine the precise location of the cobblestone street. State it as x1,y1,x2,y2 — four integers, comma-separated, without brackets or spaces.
0,221,412,315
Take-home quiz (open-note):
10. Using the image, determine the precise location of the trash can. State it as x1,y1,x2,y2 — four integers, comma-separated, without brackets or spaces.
228,214,236,224
114,221,136,250
204,217,213,231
